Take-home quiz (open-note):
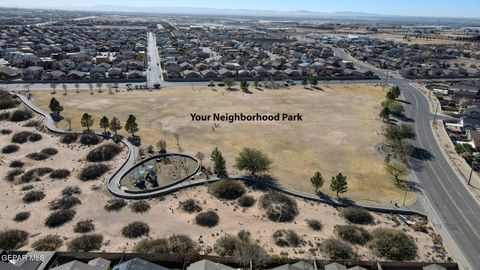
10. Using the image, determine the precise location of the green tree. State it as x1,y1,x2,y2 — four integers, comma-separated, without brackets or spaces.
379,106,391,122
240,80,249,92
253,77,259,88
125,114,139,137
99,116,109,133
223,78,235,90
211,147,227,177
109,117,122,137
330,173,348,198
387,101,404,117
309,76,318,87
80,113,94,131
384,124,416,162
301,79,308,88
235,148,272,176
391,86,401,99
310,171,324,193
385,162,408,185
48,98,63,119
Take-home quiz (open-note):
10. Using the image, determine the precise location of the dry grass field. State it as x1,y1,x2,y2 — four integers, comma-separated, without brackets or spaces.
368,33,462,45
31,84,415,205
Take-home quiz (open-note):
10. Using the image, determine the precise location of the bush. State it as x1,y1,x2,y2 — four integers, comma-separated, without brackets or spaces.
0,95,19,110
49,196,81,210
60,133,78,144
32,235,63,251
23,190,45,203
5,168,23,182
9,109,33,122
180,199,202,213
321,238,357,260
214,235,240,256
23,120,42,128
9,160,24,168
12,131,32,144
340,207,374,225
237,230,251,241
0,230,29,250
369,228,417,261
49,169,71,180
335,225,371,245
29,133,42,142
1,129,12,135
168,234,196,253
306,219,322,231
86,143,123,162
20,168,53,183
26,152,49,161
2,144,19,154
40,148,58,156
35,167,54,176
0,112,10,120
135,238,170,254
80,134,102,145
237,195,255,207
79,164,110,181
104,198,127,212
259,192,298,222
74,220,95,233
130,200,151,213
209,180,245,200
62,186,81,196
195,210,219,227
20,184,34,191
121,222,150,238
45,209,76,228
13,211,31,222
67,234,103,252
272,230,303,247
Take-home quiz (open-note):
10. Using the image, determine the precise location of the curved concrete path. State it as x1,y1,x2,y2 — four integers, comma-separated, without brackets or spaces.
13,92,424,216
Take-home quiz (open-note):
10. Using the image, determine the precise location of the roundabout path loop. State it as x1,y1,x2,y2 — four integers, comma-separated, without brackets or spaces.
13,92,424,216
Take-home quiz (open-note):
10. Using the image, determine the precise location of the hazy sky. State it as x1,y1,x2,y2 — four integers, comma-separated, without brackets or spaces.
2,0,479,18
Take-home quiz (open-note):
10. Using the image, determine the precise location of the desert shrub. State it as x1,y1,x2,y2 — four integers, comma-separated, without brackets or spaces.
134,238,170,254
168,234,196,253
306,219,322,231
74,220,95,233
180,199,202,213
23,120,42,128
13,211,31,222
20,184,34,191
104,198,127,212
23,190,45,203
272,230,303,247
62,186,81,196
209,180,245,200
335,225,372,245
29,133,42,142
321,238,357,260
44,209,76,228
1,129,12,135
0,112,10,120
238,195,255,207
237,230,251,241
121,222,150,238
9,109,33,122
2,144,19,154
86,143,123,162
79,164,110,181
259,192,298,222
5,168,23,182
195,210,219,227
49,196,81,210
49,169,71,179
60,133,78,144
0,230,29,250
369,228,417,261
0,95,19,110
214,235,240,256
20,167,53,183
130,200,151,213
80,134,102,145
340,207,374,225
67,234,103,252
40,147,58,156
32,235,63,251
9,160,24,168
11,131,32,143
412,220,429,233
26,152,49,161
35,167,54,176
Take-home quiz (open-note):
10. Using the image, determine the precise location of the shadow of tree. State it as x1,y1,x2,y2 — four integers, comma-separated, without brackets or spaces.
411,147,434,161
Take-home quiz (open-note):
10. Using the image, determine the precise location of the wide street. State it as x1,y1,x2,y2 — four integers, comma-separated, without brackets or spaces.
332,47,480,270
146,32,163,87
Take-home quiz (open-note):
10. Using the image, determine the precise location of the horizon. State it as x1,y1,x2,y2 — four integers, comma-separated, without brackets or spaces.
1,0,480,19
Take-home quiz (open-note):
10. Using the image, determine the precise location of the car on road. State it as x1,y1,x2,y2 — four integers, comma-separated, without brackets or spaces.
217,82,225,87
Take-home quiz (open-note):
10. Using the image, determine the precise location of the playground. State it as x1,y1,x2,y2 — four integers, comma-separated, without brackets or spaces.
119,153,199,191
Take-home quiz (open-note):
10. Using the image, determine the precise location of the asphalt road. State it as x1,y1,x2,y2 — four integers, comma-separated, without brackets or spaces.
332,47,480,269
146,32,163,86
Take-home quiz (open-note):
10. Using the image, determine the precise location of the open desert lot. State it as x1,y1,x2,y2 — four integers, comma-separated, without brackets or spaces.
29,84,415,205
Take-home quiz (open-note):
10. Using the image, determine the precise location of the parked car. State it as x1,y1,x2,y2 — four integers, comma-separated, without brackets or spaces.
218,82,225,87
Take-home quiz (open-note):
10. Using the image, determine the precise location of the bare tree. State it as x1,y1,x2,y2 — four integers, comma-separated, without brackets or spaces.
88,83,94,95
74,82,80,93
50,83,57,94
96,82,103,93
106,83,113,94
62,83,68,95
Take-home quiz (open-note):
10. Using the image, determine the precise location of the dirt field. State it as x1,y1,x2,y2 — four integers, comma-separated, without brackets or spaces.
369,33,462,45
30,84,415,205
